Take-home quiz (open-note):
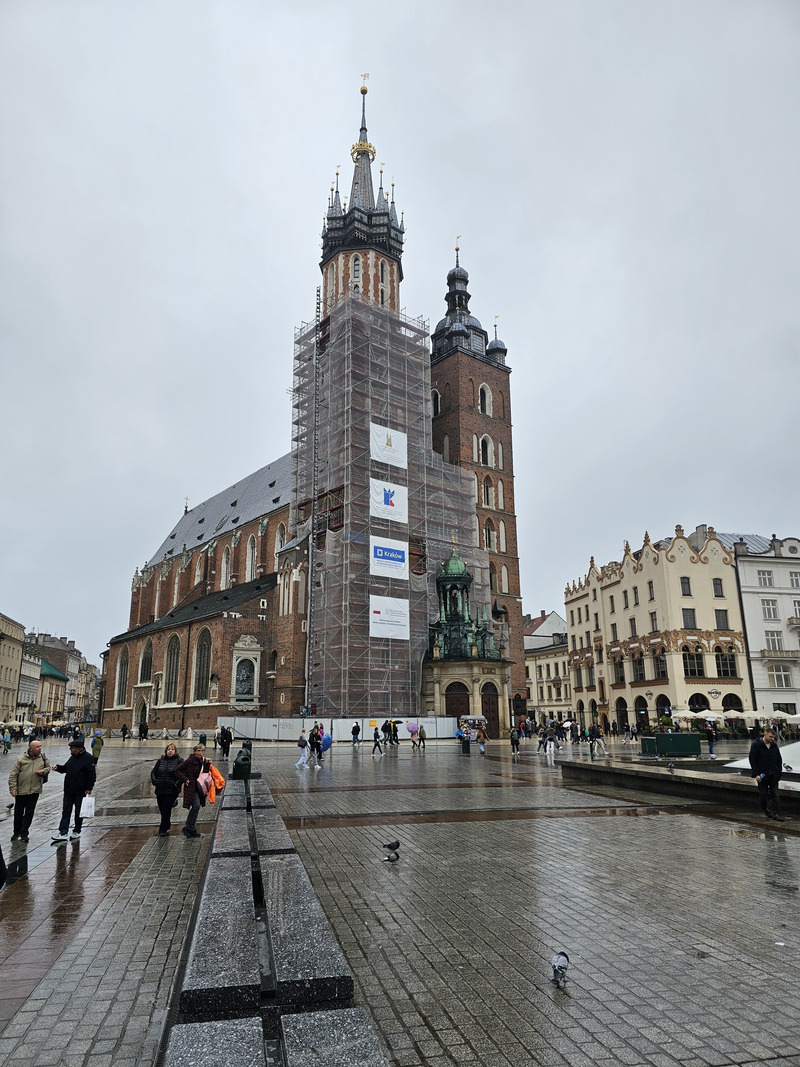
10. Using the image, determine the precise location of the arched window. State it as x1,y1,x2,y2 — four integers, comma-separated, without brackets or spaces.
484,519,495,552
236,658,255,700
194,629,212,701
173,567,180,607
497,480,505,510
164,636,180,703
472,434,479,462
269,649,278,672
275,523,287,569
297,569,307,613
497,442,504,470
352,255,360,280
501,565,509,593
489,562,497,592
479,384,492,415
474,514,480,548
194,554,203,584
221,546,231,591
116,647,129,706
480,436,493,466
246,536,257,582
499,520,507,553
682,645,705,678
432,389,440,417
139,640,153,684
715,645,736,678
473,472,479,504
380,259,386,283
442,433,450,462
483,476,493,508
328,262,335,303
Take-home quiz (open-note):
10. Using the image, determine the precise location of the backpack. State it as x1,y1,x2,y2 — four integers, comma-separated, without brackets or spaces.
298,736,307,749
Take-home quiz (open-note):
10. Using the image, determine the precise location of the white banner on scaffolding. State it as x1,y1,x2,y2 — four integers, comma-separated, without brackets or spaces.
369,479,408,523
370,536,409,580
369,595,410,640
370,422,407,469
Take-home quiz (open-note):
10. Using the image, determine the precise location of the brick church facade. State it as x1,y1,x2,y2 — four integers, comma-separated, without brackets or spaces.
101,89,526,736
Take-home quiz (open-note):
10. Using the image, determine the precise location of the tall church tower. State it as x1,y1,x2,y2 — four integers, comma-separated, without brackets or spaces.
430,256,527,707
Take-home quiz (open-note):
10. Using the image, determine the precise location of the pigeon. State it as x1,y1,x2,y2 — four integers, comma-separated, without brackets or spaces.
550,951,569,988
668,762,675,775
381,840,400,863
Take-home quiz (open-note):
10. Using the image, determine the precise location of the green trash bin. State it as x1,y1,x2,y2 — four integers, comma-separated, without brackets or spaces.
232,749,251,781
198,732,207,749
242,739,252,754
461,737,471,755
641,737,658,757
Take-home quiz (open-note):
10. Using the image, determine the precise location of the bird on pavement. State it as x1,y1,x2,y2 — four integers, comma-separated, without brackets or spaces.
550,951,569,988
382,840,400,851
382,840,400,862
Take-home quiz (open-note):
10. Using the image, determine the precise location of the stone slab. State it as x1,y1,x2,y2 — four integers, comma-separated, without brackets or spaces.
251,807,295,855
221,778,247,810
179,856,260,1019
560,758,800,811
248,779,275,808
164,1017,266,1067
260,855,353,1009
212,809,252,857
281,1008,388,1067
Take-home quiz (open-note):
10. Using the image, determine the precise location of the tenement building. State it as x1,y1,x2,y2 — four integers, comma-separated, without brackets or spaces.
102,88,525,737
564,525,750,732
523,611,570,724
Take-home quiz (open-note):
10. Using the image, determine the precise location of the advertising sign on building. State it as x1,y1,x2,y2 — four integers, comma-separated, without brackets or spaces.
369,422,408,469
370,537,409,580
369,595,410,640
369,478,408,523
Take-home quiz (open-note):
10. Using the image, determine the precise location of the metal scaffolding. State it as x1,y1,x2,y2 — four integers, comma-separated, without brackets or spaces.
291,293,490,718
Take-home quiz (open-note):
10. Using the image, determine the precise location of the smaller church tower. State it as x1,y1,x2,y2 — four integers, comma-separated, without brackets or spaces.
320,86,404,312
429,254,527,711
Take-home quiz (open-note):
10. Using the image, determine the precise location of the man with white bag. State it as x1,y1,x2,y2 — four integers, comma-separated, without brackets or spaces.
50,736,96,843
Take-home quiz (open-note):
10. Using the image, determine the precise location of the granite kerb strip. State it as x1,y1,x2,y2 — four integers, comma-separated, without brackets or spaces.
282,1007,389,1067
164,1017,268,1067
252,806,296,855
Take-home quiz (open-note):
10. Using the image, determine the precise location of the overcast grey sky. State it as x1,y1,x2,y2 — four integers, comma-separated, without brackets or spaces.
2,0,799,665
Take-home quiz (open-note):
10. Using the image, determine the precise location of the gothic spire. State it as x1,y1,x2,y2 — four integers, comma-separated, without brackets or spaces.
350,86,375,211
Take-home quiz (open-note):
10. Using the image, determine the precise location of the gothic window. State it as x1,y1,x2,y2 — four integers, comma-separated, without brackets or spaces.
269,649,278,672
442,433,450,463
173,567,180,606
484,519,496,553
497,442,504,470
164,636,180,703
497,480,505,510
352,255,360,280
380,259,386,283
194,554,203,584
116,646,129,706
235,658,255,701
489,562,497,592
139,640,153,684
194,629,212,701
472,434,479,462
432,389,440,417
501,565,509,593
221,546,231,591
473,472,479,504
480,436,493,466
275,523,287,569
499,520,507,553
479,384,492,416
246,536,257,582
297,569,307,613
483,476,493,508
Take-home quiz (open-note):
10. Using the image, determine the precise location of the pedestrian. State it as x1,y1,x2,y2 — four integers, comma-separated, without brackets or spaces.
476,725,488,754
545,721,557,755
90,730,104,766
220,726,232,759
589,722,607,759
705,722,717,759
2,728,11,755
8,739,50,843
120,723,128,742
50,736,96,842
351,721,361,746
749,727,784,821
510,725,520,759
296,729,309,769
391,721,399,746
381,720,390,745
308,726,322,769
175,744,211,837
150,742,182,836
418,724,426,752
372,726,383,756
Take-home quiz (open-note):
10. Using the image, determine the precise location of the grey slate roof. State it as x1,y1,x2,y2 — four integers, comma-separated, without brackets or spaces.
146,452,292,568
109,573,279,645
714,532,771,553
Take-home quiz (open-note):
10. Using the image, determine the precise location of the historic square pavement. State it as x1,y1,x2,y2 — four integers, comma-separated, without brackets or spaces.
0,736,799,1067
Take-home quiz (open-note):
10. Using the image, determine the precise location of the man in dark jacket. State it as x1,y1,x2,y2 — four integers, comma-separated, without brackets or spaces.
748,728,784,821
50,736,96,842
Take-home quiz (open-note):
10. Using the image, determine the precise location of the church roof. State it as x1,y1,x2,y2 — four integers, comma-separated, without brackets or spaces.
146,452,292,569
109,573,279,645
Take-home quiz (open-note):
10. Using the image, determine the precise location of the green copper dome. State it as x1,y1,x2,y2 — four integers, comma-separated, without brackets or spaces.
441,546,468,576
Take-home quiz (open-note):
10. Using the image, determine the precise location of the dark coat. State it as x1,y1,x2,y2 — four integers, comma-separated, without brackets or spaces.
174,753,210,809
749,738,783,781
53,750,96,795
150,753,182,796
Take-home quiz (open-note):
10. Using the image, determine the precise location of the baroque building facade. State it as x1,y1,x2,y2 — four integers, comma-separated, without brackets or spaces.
102,89,525,737
565,525,750,731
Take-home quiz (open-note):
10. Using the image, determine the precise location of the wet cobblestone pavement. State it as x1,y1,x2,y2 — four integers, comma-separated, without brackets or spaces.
0,737,799,1066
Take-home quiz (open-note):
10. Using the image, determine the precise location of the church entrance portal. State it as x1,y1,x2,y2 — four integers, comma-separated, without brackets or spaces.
481,683,499,738
445,682,470,721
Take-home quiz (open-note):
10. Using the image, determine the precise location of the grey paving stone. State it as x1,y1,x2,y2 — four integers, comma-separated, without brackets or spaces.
221,777,247,810
211,807,251,856
249,778,276,808
252,805,295,854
